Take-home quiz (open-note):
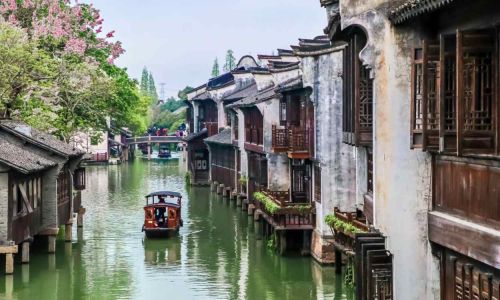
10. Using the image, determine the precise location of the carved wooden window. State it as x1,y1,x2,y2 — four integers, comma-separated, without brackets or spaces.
57,168,71,205
314,164,321,203
343,31,373,147
367,147,373,194
279,97,287,126
410,28,498,155
74,167,86,191
11,173,42,216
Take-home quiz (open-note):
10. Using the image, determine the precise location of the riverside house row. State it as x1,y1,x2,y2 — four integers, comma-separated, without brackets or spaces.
184,0,500,299
0,118,87,274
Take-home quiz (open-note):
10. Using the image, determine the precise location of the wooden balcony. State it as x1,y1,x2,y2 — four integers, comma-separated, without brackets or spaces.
329,208,369,251
430,155,500,268
271,125,289,152
271,125,312,158
254,189,315,230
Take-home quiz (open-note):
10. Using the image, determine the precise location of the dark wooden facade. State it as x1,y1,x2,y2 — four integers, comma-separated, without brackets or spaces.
57,167,72,225
9,171,43,244
187,132,209,185
210,144,237,190
198,100,218,137
244,107,264,152
407,7,500,297
342,28,373,148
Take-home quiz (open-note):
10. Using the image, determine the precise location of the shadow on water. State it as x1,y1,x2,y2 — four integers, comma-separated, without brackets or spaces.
0,158,353,300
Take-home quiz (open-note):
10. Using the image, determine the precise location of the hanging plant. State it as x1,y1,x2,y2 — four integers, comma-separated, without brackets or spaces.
267,232,277,250
344,256,355,287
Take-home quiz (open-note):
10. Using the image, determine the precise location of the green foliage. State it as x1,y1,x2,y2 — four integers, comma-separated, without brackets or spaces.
148,72,158,102
345,257,355,287
211,57,220,77
239,175,248,185
177,86,194,101
324,214,364,235
223,50,236,72
0,22,57,117
267,232,277,250
159,98,186,113
140,67,149,94
253,192,280,214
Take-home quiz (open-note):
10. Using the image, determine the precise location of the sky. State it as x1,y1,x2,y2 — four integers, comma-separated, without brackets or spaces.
83,0,327,99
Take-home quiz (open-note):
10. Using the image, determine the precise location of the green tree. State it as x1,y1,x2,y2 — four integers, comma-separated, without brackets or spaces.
0,22,57,118
177,86,194,101
211,58,220,77
140,67,149,94
148,72,158,102
223,50,236,72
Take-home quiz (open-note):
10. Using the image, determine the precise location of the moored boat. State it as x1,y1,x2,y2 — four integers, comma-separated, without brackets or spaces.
142,191,183,238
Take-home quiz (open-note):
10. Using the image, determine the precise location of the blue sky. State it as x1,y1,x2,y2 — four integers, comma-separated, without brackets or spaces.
84,1,327,98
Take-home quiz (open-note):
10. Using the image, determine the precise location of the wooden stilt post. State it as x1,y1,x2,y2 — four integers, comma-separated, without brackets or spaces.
335,249,342,274
21,241,30,264
48,235,56,253
65,224,72,242
5,253,13,275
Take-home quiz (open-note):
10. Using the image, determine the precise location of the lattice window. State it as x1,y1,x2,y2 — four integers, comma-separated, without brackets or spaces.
360,66,374,129
367,147,373,194
343,29,373,146
410,28,498,155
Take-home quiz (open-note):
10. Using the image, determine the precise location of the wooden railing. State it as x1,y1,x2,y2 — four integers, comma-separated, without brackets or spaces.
271,125,289,151
334,208,369,232
290,127,310,152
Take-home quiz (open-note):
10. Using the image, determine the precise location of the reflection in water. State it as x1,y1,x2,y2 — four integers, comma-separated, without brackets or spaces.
0,159,353,300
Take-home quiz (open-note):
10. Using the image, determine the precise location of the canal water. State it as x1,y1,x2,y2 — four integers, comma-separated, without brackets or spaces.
0,159,354,300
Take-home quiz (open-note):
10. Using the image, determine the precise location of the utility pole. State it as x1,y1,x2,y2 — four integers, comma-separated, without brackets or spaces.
159,83,166,102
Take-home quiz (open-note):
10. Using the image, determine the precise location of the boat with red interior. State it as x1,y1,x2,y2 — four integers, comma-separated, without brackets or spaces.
142,191,183,238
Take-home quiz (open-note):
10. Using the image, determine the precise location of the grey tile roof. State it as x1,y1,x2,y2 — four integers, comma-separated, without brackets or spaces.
183,128,208,142
192,91,212,101
276,76,303,93
204,128,233,146
226,85,277,109
388,0,456,24
0,120,84,157
222,83,258,101
0,139,57,174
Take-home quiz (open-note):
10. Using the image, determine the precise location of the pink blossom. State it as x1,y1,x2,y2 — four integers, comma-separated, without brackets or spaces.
65,38,86,55
106,30,115,38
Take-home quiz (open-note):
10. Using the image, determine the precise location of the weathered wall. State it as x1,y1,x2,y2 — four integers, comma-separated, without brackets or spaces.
337,5,439,298
266,154,289,191
0,166,9,241
302,50,356,237
236,109,248,177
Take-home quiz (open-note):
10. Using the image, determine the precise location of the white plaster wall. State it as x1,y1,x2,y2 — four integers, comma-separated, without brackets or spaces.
237,109,248,177
271,69,301,85
267,154,289,191
302,51,356,236
338,6,439,298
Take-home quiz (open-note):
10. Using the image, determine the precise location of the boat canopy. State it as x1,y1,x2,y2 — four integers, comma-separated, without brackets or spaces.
146,191,182,198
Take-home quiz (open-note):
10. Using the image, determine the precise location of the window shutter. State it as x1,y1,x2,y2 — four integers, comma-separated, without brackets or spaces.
456,28,497,155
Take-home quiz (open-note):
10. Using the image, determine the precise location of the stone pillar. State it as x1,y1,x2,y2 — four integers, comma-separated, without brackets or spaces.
279,231,287,255
147,135,151,160
224,187,231,198
65,224,72,242
255,219,263,240
217,184,224,195
21,241,30,264
77,207,86,228
5,253,13,274
210,181,218,192
247,204,255,216
48,235,57,253
236,195,242,207
301,231,311,256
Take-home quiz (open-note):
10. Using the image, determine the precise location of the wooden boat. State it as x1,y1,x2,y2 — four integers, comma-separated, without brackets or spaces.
142,191,183,238
158,145,171,158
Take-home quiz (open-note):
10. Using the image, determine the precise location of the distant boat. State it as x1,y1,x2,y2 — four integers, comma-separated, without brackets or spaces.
142,191,183,238
158,145,171,158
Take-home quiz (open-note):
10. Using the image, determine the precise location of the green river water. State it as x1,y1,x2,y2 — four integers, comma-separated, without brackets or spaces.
0,158,354,300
